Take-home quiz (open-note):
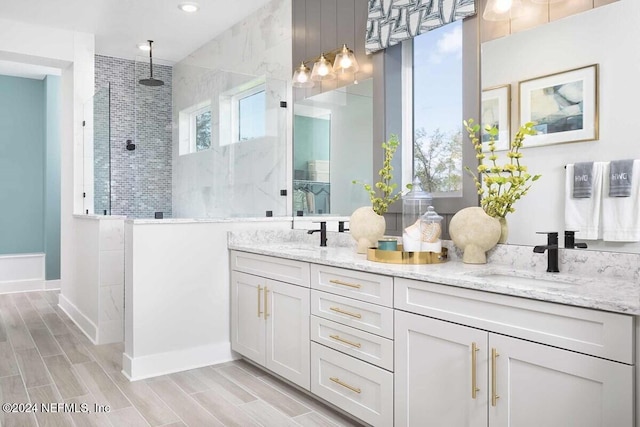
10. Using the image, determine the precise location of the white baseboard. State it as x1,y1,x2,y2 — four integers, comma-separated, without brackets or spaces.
0,253,46,294
0,279,45,294
122,342,234,381
45,279,61,290
58,295,98,344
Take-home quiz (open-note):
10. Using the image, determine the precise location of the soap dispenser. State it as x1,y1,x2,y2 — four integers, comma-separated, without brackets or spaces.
402,178,433,252
420,206,443,253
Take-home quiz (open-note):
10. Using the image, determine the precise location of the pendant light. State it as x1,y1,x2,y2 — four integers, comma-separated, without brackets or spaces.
292,62,314,88
483,0,524,21
310,54,336,81
333,44,359,74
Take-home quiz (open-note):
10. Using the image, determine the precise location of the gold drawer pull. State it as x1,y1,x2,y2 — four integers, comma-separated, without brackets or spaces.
329,279,362,289
330,306,362,319
257,285,263,318
471,342,479,399
491,348,500,407
329,377,361,394
329,334,362,348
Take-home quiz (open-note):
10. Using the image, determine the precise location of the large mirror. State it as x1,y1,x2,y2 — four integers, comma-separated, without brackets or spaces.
292,79,373,223
481,0,639,253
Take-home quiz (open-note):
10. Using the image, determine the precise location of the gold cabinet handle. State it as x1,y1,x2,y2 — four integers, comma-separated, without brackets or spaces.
263,286,269,320
471,342,480,399
257,285,263,318
329,306,362,319
329,279,362,289
329,334,362,348
329,377,361,394
491,348,499,407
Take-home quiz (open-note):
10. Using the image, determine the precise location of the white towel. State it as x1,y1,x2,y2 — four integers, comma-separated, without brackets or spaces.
564,162,605,240
602,159,640,242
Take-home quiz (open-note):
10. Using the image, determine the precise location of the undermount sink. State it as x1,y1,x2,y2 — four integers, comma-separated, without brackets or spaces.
466,269,582,288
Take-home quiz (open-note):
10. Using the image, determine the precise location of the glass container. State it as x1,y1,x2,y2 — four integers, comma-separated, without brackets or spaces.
402,178,433,252
420,206,443,253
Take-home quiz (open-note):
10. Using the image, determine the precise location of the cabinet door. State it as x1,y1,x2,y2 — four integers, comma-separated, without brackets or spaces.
395,311,489,427
489,334,633,427
265,279,310,390
230,271,265,365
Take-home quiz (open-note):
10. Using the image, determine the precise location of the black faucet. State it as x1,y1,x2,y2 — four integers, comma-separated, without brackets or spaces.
533,232,559,273
338,221,349,232
564,231,588,249
308,221,327,247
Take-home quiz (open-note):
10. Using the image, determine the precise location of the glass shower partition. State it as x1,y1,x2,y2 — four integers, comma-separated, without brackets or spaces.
169,65,289,219
86,84,111,215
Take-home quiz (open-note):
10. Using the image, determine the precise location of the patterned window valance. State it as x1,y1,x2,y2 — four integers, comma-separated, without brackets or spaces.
366,0,477,54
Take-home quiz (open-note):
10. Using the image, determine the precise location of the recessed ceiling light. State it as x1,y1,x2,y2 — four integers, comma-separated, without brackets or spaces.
178,2,199,13
137,42,151,51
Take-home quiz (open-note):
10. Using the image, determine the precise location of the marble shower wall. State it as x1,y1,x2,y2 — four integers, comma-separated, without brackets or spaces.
172,0,292,218
95,55,173,218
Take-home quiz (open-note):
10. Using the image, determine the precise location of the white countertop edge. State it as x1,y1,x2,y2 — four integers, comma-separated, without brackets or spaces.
73,214,127,220
126,217,294,224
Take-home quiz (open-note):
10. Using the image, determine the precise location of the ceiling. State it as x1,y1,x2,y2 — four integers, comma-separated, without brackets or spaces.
0,0,272,64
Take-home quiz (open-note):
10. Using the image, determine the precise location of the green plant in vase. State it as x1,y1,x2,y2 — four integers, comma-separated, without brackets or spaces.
352,134,412,216
350,134,411,253
463,119,541,242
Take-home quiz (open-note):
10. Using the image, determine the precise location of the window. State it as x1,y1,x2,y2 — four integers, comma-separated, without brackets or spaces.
220,78,267,146
236,87,265,141
407,20,464,197
179,101,211,155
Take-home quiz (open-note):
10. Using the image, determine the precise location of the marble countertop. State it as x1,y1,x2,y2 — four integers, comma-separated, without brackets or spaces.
228,231,640,315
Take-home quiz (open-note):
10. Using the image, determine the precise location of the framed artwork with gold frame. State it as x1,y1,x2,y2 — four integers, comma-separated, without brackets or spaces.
519,64,598,147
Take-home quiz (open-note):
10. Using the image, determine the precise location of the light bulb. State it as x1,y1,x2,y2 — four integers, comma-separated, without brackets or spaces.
339,56,352,70
318,63,329,76
493,0,513,13
297,72,308,83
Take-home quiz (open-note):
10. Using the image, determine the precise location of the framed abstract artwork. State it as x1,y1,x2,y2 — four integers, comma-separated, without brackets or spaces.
519,64,598,147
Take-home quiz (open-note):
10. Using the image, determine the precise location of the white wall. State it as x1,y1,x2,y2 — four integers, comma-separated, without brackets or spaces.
172,0,293,219
482,1,640,252
123,219,292,380
0,20,96,295
59,216,125,345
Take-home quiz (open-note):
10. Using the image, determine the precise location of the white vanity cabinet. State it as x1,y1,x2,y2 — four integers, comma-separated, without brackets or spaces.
395,278,634,427
309,265,394,427
230,251,311,390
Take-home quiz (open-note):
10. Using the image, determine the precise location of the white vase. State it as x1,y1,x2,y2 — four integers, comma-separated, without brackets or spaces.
449,207,501,264
349,206,386,254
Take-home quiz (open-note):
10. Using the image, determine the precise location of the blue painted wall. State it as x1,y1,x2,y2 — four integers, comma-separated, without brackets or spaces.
44,76,61,280
0,75,45,255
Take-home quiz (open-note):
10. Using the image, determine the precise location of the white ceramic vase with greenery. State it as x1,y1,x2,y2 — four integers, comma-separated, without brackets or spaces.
351,135,410,254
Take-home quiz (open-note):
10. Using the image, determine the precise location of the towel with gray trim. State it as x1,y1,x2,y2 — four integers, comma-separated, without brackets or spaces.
573,162,594,198
609,159,634,197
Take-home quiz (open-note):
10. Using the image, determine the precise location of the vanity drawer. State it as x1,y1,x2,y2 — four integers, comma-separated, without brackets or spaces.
311,290,394,339
395,278,634,364
311,342,393,427
230,251,310,287
311,316,393,371
311,264,393,307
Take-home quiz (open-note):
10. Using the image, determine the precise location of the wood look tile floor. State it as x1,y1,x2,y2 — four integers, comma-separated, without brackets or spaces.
0,290,363,427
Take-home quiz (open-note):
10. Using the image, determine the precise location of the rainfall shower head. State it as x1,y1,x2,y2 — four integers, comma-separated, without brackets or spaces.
139,40,164,87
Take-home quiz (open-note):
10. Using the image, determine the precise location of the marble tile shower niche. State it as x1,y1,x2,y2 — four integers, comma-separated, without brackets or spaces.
172,65,288,219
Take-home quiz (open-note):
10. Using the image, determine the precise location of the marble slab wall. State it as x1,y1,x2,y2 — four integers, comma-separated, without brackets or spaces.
172,0,292,219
